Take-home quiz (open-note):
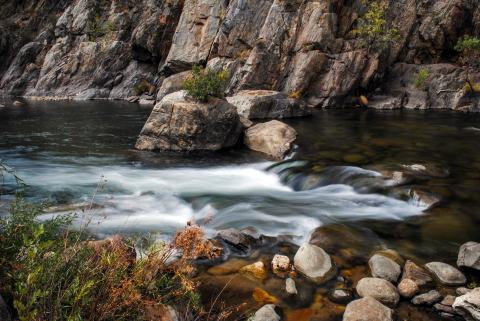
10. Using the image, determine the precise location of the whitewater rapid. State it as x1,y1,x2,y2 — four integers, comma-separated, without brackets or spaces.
5,159,427,243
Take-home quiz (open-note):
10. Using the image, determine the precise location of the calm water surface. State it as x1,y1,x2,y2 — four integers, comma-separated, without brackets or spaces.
0,101,479,264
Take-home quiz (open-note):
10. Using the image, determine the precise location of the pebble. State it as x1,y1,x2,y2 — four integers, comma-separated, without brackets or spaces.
285,278,297,295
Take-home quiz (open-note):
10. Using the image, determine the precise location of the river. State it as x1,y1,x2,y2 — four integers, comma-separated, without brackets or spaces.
1,101,479,263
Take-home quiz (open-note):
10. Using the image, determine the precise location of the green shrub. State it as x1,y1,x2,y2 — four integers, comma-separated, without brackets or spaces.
183,65,229,102
134,79,155,96
352,1,401,53
414,69,430,90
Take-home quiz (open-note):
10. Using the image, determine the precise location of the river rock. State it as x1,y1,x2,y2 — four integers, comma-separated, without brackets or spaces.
368,253,402,283
412,290,443,305
398,278,420,298
126,96,139,103
135,91,242,151
402,260,433,287
216,228,258,253
240,261,266,280
458,242,480,270
409,188,441,209
329,288,353,304
356,277,400,307
425,262,467,286
156,71,192,102
244,120,297,160
294,243,335,284
453,287,480,321
226,90,311,119
272,254,291,275
343,297,394,321
138,98,156,106
13,100,24,106
458,288,473,296
285,278,298,295
251,304,281,321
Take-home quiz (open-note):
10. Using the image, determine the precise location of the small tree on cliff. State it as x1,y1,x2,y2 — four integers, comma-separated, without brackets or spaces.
455,36,480,93
352,0,400,54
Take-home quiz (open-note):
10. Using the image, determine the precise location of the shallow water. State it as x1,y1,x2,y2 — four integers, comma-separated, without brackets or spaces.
1,101,479,262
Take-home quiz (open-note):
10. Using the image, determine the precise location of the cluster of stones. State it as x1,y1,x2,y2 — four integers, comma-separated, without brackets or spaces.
245,240,480,321
135,89,312,160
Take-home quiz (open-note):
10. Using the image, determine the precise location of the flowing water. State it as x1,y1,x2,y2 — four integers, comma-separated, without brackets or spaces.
1,101,479,263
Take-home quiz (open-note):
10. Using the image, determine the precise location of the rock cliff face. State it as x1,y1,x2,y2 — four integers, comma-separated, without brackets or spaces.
0,0,479,111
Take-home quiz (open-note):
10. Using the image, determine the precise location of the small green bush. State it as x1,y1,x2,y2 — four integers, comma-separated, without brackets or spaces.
183,65,229,102
414,69,430,90
352,1,401,53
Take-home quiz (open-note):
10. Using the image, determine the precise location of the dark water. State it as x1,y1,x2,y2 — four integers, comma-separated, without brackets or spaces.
0,101,479,264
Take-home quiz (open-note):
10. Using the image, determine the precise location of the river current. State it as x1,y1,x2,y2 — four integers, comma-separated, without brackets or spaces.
1,101,479,262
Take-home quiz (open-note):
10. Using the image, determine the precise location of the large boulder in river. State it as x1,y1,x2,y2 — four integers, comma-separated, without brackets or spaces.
458,242,480,270
136,91,242,151
226,90,311,119
356,277,400,307
425,262,466,286
453,287,480,321
343,297,393,321
244,120,297,160
294,243,335,284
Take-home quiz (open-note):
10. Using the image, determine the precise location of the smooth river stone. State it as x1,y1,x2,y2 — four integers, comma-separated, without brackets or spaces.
453,287,480,321
425,262,466,286
356,277,400,307
368,254,401,283
343,297,393,321
294,243,335,284
457,242,480,270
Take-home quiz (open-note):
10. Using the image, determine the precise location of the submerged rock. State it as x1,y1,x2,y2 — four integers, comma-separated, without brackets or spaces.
343,297,393,321
457,242,480,270
285,278,298,295
135,91,242,151
251,304,281,321
356,277,400,307
368,253,401,283
329,288,353,304
226,90,311,119
244,120,297,160
409,188,441,209
294,243,335,284
425,262,466,286
453,287,480,321
412,290,443,306
240,261,267,280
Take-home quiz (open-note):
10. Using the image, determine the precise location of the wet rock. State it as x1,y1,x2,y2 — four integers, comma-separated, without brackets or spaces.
272,254,291,275
138,98,156,106
13,100,24,106
402,260,433,287
442,295,457,306
398,278,420,298
226,90,311,119
368,253,402,283
244,120,297,160
343,297,393,321
356,277,400,307
251,304,280,321
136,92,242,151
216,228,258,253
329,288,353,304
294,243,336,284
412,290,443,305
425,262,466,286
252,288,278,305
457,242,480,270
401,164,450,179
434,303,455,314
240,261,266,280
207,258,250,275
453,287,480,321
0,294,11,321
409,188,442,209
368,95,403,110
285,278,298,295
